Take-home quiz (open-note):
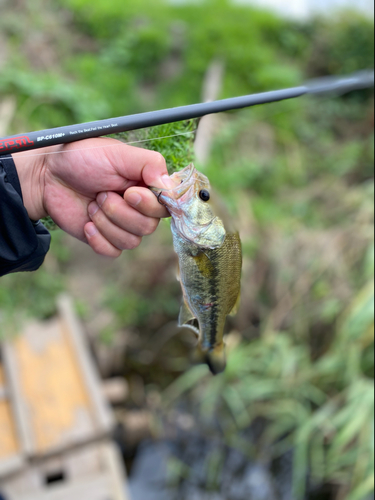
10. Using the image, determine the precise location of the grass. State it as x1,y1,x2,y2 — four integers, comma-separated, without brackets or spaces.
112,118,197,174
163,275,374,498
0,231,69,338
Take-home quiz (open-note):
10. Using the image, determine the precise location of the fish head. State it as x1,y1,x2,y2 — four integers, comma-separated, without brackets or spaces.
150,164,226,249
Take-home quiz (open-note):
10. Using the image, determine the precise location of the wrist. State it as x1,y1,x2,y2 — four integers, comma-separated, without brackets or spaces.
12,150,48,221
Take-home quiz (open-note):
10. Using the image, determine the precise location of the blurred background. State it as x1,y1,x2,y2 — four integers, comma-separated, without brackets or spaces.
0,0,374,499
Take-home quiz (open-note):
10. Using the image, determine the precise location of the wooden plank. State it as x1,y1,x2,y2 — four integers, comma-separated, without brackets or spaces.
2,445,100,496
2,441,130,499
64,443,102,480
0,454,24,478
0,356,25,478
2,464,44,495
0,363,5,386
57,294,114,435
0,363,8,401
4,318,96,458
1,293,118,496
0,397,24,477
99,442,130,500
0,399,19,460
2,341,34,457
13,474,115,500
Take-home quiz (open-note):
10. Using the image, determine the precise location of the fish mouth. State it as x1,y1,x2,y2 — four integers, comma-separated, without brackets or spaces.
150,163,225,248
149,164,202,204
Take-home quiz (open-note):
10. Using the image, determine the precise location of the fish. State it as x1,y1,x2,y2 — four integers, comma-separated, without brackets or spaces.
151,164,242,374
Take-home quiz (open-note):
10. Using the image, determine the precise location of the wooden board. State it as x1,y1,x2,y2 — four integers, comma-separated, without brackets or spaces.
2,294,114,459
2,442,130,500
5,318,95,456
0,356,24,477
1,292,121,499
0,363,5,388
14,475,117,500
0,398,18,460
57,295,114,436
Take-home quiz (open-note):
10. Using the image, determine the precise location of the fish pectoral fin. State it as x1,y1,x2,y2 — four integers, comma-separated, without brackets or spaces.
229,292,241,316
178,299,195,325
178,300,200,335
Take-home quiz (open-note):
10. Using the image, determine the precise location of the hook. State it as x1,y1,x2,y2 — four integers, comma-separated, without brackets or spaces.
157,191,167,207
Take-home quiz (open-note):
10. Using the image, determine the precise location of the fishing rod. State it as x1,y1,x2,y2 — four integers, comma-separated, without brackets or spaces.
0,70,373,157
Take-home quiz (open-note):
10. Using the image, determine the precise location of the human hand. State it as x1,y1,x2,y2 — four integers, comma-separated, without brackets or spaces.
13,138,175,257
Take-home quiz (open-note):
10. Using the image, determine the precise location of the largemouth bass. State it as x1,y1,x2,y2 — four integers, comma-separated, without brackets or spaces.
151,164,242,374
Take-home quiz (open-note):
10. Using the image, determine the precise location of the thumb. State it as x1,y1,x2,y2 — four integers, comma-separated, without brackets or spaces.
151,172,179,190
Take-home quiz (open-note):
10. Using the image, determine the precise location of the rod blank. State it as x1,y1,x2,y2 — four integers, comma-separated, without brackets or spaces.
0,70,373,157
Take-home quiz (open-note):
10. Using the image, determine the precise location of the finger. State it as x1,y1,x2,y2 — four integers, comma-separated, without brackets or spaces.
93,191,162,235
54,138,178,193
88,201,144,247
84,222,122,258
102,141,176,189
124,187,170,219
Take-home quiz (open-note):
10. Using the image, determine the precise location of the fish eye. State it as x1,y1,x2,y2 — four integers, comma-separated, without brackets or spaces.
199,189,210,202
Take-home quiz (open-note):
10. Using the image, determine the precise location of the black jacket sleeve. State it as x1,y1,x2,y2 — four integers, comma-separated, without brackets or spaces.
0,155,51,277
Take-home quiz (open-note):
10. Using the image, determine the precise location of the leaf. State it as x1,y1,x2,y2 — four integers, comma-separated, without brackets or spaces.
347,474,375,500
163,365,209,405
339,280,374,344
223,385,251,429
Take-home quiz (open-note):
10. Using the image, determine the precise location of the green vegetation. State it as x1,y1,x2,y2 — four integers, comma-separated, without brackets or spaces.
164,278,374,498
0,0,373,498
0,232,69,337
113,119,197,174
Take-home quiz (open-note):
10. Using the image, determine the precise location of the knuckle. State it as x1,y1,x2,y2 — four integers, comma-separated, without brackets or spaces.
124,235,142,250
104,247,122,258
113,249,122,258
143,218,159,235
90,240,121,258
151,151,166,169
103,201,116,218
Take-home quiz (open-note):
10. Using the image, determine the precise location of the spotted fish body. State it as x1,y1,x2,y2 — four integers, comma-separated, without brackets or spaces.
151,164,242,374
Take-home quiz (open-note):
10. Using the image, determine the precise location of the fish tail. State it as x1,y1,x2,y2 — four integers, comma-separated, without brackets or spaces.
205,343,226,375
194,342,226,375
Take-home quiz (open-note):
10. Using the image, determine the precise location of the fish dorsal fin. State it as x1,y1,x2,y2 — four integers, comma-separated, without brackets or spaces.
178,299,200,336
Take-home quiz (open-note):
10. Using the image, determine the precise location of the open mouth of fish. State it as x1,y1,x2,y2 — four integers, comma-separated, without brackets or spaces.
149,163,226,248
149,163,198,203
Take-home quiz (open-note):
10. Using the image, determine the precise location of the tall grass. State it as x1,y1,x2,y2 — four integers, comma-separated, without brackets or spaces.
163,271,374,498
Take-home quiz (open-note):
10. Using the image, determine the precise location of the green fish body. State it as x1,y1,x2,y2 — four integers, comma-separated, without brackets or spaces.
151,164,242,374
